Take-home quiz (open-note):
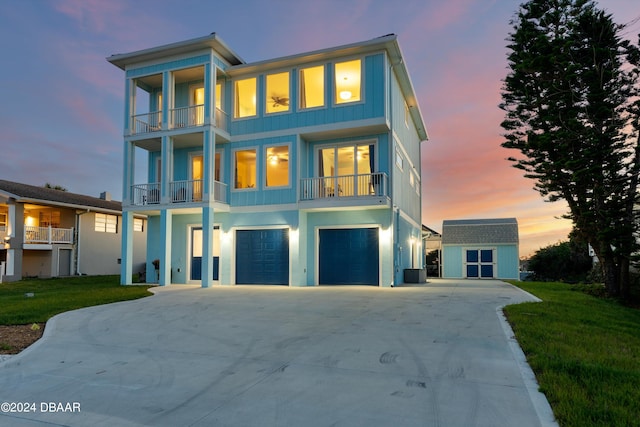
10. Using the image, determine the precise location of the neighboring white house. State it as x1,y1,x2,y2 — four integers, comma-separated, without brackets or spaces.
0,180,147,282
441,218,520,280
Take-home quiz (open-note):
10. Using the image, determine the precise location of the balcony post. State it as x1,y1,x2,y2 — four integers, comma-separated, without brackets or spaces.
160,135,173,204
48,226,52,244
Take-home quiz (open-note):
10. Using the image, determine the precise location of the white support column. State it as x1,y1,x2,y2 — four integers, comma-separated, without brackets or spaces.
120,211,134,285
201,206,214,288
162,70,172,129
122,141,135,205
125,78,136,135
159,210,172,286
204,62,214,125
161,135,173,204
203,129,215,202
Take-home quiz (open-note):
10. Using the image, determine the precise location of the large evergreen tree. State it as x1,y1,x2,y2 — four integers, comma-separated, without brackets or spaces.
500,0,640,299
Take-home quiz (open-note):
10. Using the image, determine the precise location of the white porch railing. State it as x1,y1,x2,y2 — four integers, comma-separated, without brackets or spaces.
132,111,162,134
24,226,74,244
300,173,388,200
130,180,227,206
131,182,160,205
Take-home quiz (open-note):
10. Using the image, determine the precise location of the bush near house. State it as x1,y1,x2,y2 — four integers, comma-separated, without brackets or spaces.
527,240,593,283
505,281,640,427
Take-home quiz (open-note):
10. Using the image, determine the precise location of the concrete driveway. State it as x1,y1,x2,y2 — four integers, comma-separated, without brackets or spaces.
0,279,556,426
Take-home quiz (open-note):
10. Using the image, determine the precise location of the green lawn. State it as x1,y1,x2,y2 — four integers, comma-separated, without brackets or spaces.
504,281,640,427
0,275,154,325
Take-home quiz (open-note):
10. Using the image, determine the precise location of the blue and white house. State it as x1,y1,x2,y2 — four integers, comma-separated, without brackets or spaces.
441,218,520,280
108,33,428,287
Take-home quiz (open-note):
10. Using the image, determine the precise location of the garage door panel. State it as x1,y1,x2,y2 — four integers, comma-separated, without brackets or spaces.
236,229,289,285
319,228,379,285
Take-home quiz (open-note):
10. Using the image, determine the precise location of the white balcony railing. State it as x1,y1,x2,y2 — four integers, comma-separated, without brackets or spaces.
132,111,162,134
130,180,227,206
130,106,228,135
215,108,228,132
24,226,74,244
171,105,204,128
300,173,388,201
131,182,160,205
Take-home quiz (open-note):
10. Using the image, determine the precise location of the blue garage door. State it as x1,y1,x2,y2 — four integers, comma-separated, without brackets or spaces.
319,228,379,285
236,229,289,285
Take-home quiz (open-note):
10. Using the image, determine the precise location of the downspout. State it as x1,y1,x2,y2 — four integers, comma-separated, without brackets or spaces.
75,209,91,275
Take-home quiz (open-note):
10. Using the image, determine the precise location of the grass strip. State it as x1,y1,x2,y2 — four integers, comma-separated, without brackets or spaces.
0,275,154,325
504,281,640,427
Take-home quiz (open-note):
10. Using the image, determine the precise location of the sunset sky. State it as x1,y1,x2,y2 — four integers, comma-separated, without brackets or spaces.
1,0,638,257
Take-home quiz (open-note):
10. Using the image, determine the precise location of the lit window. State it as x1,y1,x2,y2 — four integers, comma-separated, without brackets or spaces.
335,59,361,104
95,213,118,233
0,213,6,231
191,85,205,125
215,83,222,110
234,77,257,118
39,211,60,228
134,218,144,232
234,149,257,189
266,72,290,114
266,145,289,187
299,65,324,109
318,143,375,196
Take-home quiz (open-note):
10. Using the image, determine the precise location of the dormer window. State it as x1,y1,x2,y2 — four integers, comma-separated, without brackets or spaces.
335,59,361,104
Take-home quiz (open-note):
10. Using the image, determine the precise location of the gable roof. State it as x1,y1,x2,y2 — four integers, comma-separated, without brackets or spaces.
0,180,122,213
442,218,519,245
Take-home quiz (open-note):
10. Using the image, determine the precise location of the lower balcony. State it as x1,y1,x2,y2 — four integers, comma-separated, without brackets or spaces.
24,226,74,244
130,180,228,207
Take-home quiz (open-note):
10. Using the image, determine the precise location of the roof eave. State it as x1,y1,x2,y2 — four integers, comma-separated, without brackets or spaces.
107,32,245,70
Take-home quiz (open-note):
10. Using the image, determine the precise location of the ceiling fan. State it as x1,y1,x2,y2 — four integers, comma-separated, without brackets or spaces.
271,96,289,107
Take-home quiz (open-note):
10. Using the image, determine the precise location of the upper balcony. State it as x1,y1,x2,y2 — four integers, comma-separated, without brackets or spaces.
131,106,228,135
127,65,228,140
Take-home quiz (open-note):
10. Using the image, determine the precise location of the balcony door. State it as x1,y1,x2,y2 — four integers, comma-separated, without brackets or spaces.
318,143,375,196
190,154,203,201
191,84,205,125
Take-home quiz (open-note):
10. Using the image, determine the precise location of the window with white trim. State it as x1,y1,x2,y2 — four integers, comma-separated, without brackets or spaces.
95,213,118,233
234,77,257,118
265,145,289,187
335,59,361,104
265,71,290,114
299,65,325,109
134,218,144,232
395,149,404,170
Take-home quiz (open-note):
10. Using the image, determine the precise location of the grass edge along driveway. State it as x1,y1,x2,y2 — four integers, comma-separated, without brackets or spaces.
504,281,640,427
0,276,154,352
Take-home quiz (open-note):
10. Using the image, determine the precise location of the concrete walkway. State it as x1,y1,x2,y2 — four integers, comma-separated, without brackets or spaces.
0,279,556,426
